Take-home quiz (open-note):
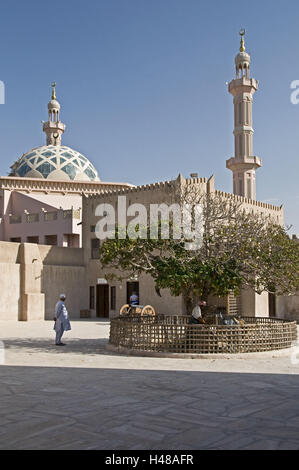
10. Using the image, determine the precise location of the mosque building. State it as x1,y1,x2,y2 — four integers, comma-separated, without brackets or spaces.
0,82,132,247
0,32,296,322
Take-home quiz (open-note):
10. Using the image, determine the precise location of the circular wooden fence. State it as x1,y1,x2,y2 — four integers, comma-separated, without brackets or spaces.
109,315,297,354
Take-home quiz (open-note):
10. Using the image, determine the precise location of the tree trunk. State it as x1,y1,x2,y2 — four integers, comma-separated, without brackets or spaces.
182,289,194,315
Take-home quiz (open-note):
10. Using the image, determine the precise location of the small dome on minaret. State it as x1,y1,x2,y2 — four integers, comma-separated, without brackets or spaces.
235,29,251,78
48,82,61,111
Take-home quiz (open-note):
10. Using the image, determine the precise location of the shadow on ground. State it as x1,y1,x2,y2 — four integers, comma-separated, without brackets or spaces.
2,337,114,356
0,365,299,450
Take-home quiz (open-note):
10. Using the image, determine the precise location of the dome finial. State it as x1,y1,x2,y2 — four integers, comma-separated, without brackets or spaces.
51,81,56,100
239,28,246,52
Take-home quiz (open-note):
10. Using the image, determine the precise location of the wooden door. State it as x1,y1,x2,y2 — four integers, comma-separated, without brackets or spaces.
126,281,139,304
96,284,109,317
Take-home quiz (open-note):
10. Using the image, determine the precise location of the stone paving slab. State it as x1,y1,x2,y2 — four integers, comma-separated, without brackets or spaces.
0,320,299,450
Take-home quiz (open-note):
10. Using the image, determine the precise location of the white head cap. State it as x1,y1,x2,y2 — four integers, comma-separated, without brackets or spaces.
60,293,66,300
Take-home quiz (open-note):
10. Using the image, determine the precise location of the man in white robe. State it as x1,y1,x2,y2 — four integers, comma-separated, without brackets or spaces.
53,294,71,346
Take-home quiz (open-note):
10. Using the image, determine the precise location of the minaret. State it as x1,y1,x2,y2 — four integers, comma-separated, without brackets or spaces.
42,82,65,146
226,30,262,200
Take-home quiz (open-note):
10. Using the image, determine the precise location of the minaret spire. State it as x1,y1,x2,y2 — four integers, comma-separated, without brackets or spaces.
51,81,56,100
239,28,246,52
226,30,262,200
42,82,65,146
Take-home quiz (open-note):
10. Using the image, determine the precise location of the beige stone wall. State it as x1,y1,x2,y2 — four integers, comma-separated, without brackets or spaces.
0,241,20,263
42,265,87,320
0,241,87,321
213,189,284,226
39,245,87,320
139,274,183,316
108,275,183,318
0,262,20,320
0,241,21,320
276,294,299,321
240,289,269,317
85,266,183,319
39,245,84,266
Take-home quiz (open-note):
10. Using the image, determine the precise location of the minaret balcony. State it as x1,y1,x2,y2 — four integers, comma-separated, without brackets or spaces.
43,121,66,132
228,77,258,95
226,155,262,172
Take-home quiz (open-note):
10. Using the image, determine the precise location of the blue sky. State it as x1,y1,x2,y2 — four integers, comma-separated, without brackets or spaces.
0,0,298,233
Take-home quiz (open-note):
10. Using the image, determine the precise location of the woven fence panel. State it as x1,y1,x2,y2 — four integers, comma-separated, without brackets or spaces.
109,315,297,354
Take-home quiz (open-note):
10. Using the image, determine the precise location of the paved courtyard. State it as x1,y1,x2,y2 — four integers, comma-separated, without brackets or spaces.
0,320,299,450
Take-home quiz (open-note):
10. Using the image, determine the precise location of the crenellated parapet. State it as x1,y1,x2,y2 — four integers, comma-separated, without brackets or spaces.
214,189,283,212
0,176,133,195
85,174,208,200
83,174,282,214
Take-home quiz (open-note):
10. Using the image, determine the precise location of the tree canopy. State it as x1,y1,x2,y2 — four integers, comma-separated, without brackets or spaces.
99,187,299,313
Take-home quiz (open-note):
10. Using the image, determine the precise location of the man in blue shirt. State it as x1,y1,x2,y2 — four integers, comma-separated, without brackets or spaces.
129,291,139,306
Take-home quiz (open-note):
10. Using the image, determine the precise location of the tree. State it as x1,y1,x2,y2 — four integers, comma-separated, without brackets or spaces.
99,182,299,314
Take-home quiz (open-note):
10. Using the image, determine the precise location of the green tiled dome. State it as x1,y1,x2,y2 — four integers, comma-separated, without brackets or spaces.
10,145,100,182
